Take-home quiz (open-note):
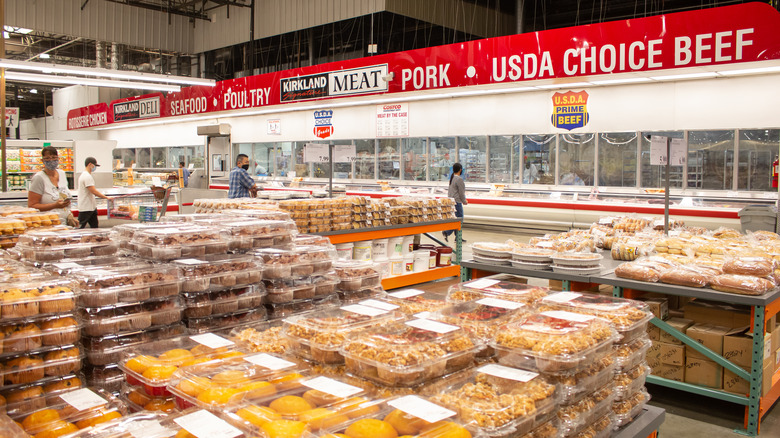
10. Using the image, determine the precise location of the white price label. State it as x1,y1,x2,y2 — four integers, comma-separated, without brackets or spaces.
359,299,399,311
128,420,175,438
340,304,389,317
59,388,107,411
670,138,687,166
414,311,433,319
190,333,235,349
550,192,562,200
543,292,583,304
464,279,500,289
53,262,81,270
245,353,296,371
302,376,363,399
405,319,460,334
388,396,456,424
650,136,668,166
389,288,425,299
476,297,525,310
174,410,243,438
541,310,595,323
478,364,538,382
175,258,206,265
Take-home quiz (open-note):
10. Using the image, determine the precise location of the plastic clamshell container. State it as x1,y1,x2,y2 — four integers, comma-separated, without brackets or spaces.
341,319,478,387
491,311,619,373
168,356,309,410
0,277,77,321
295,234,334,247
1,314,81,358
425,364,557,438
82,324,187,367
1,408,35,438
332,261,383,292
447,278,549,306
549,252,602,267
16,229,118,262
373,288,452,316
222,209,293,222
265,295,341,320
572,413,614,438
130,225,229,260
182,285,265,318
120,384,176,413
613,363,651,401
78,300,183,337
283,305,405,365
85,365,124,394
256,246,335,279
196,218,297,251
539,292,653,344
41,256,135,276
511,248,555,263
613,336,652,371
175,254,263,293
471,242,514,259
74,265,182,307
229,320,289,354
118,334,244,397
556,384,616,434
185,308,267,335
546,353,616,404
12,387,126,436
2,345,84,387
338,286,384,304
523,417,560,438
0,373,84,418
111,222,172,250
611,389,651,428
265,280,316,304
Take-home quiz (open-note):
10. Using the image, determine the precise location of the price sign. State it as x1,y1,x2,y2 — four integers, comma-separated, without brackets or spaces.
304,143,329,163
267,119,281,135
650,136,668,166
670,138,687,166
334,144,356,163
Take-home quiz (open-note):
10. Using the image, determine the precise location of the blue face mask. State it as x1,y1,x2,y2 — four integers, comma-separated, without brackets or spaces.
44,158,59,171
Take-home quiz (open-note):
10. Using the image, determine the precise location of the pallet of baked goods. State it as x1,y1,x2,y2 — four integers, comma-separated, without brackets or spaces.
361,288,452,316
1,314,81,359
119,333,244,397
2,344,84,387
73,264,182,307
256,246,336,280
424,363,557,437
0,277,77,321
549,252,603,275
175,254,263,293
557,383,616,436
121,383,176,413
492,311,619,373
611,388,651,428
341,318,477,387
129,225,229,261
283,304,405,365
16,229,117,263
1,373,84,418
538,292,653,343
545,353,616,405
447,276,549,306
81,324,187,368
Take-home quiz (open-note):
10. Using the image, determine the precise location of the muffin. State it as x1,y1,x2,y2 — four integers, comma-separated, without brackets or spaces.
145,300,181,326
43,347,81,376
91,244,118,257
38,286,75,314
5,386,45,415
3,323,42,352
117,287,150,303
1,290,39,318
183,294,213,318
63,247,91,258
43,376,82,395
149,281,180,298
212,291,239,314
40,317,80,346
5,355,45,385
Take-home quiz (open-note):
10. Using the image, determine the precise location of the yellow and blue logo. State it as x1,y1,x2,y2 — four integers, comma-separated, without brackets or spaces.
551,91,589,131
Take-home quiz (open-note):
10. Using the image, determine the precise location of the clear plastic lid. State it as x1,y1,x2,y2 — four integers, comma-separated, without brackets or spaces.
425,364,556,436
613,336,652,371
545,353,616,404
283,305,406,365
175,254,263,293
230,320,289,355
223,209,293,222
74,265,182,308
613,363,651,401
611,389,650,428
557,383,616,433
0,277,77,321
82,324,187,367
160,214,225,223
12,388,126,436
427,298,530,346
182,285,265,319
447,278,549,306
17,229,113,248
1,373,84,418
295,235,334,247
2,345,84,387
341,319,478,386
0,217,26,233
120,384,176,413
130,226,229,260
265,295,341,320
256,247,334,279
78,300,183,338
367,288,451,316
333,261,384,292
1,314,82,358
491,311,619,373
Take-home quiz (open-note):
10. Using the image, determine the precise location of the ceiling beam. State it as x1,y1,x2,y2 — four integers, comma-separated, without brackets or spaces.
103,0,211,21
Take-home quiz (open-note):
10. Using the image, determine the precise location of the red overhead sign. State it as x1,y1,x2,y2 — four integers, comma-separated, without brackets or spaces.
68,2,780,130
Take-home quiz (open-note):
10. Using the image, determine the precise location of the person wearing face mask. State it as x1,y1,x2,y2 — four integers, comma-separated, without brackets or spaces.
28,146,78,226
77,157,111,228
228,153,258,198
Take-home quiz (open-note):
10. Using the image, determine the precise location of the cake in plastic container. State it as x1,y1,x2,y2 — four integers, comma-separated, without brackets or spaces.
447,277,549,306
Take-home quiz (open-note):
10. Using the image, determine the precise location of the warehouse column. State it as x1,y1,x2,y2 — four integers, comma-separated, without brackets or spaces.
1,0,6,192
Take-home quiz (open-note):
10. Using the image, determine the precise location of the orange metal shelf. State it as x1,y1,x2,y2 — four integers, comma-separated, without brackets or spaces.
760,368,780,421
324,221,461,244
381,265,461,290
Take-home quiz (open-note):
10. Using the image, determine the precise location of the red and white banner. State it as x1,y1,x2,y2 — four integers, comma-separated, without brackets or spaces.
68,2,780,130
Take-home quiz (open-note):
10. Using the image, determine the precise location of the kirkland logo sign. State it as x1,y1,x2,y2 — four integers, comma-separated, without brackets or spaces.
281,64,388,102
112,97,161,122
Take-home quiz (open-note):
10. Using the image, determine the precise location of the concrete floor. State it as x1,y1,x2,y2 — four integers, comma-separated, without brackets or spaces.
415,226,780,437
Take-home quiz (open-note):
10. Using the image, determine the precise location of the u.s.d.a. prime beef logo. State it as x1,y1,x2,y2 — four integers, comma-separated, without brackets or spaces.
551,91,589,131
314,110,334,139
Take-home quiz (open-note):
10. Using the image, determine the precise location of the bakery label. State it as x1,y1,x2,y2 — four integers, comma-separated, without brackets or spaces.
464,279,500,289
478,364,539,382
190,333,235,349
128,420,175,438
340,304,390,317
388,288,424,299
359,299,400,311
174,410,243,438
406,319,460,334
414,311,433,319
476,297,525,310
302,376,363,399
541,310,596,323
244,353,296,371
542,292,583,304
389,395,456,424
59,388,107,411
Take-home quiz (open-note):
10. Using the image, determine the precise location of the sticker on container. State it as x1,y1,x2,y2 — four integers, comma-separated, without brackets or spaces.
302,376,363,399
543,292,583,304
175,259,206,265
245,353,296,371
414,311,432,319
359,299,399,311
464,279,500,289
389,288,424,299
59,388,107,411
190,333,235,349
128,420,175,438
174,410,243,438
388,395,456,424
340,304,389,317
478,364,539,382
405,319,460,334
476,297,525,310
541,310,596,323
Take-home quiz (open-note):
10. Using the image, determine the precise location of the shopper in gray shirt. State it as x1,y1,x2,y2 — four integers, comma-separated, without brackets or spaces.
443,162,467,242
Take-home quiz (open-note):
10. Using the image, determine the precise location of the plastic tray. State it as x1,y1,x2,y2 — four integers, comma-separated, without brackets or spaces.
426,364,557,437
265,279,318,304
510,260,553,270
557,384,617,434
472,242,514,258
511,248,556,263
311,274,340,297
338,286,384,304
474,255,513,265
491,311,619,373
447,278,550,306
376,288,452,315
130,225,229,260
176,254,263,293
550,253,603,267
333,261,384,292
611,389,650,428
265,295,341,319
185,308,267,334
2,345,83,386
79,301,183,337
183,285,265,318
82,324,187,367
613,336,652,371
1,314,81,358
12,388,126,436
613,363,651,401
283,305,405,365
0,277,77,321
546,354,617,404
551,265,603,275
16,228,113,248
230,320,289,354
255,247,331,279
84,365,125,394
342,319,478,386
74,265,182,307
121,384,176,413
539,292,654,343
119,334,244,397
0,373,84,418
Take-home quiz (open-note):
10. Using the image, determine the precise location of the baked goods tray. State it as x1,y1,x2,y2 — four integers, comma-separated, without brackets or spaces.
472,244,513,259
474,254,512,265
511,248,555,262
552,264,603,275
550,252,603,267
510,259,552,270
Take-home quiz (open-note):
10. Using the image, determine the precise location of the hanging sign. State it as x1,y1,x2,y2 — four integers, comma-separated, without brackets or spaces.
333,145,356,163
304,143,329,162
551,91,589,130
5,107,19,129
376,103,409,137
670,138,687,166
650,136,668,166
267,119,281,135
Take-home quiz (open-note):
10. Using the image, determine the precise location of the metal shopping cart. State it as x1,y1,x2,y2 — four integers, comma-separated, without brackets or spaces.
107,186,172,222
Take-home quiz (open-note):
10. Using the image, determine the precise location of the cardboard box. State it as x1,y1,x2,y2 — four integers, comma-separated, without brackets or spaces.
669,309,685,319
766,315,776,332
647,324,660,341
764,362,774,396
772,328,780,360
653,364,684,382
776,347,780,372
685,357,723,389
642,298,669,320
731,362,779,396
723,366,750,395
660,342,685,366
683,300,751,328
686,324,730,360
723,328,753,368
648,341,662,362
659,318,694,345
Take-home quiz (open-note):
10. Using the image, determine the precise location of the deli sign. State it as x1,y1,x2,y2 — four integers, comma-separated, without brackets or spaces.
282,64,388,102
113,96,160,122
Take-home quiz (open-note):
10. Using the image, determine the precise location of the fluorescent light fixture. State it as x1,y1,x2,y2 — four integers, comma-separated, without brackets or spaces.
649,72,718,81
5,71,181,92
4,26,33,35
536,82,592,89
0,59,215,87
591,77,652,85
718,66,780,76
39,53,51,59
29,89,37,94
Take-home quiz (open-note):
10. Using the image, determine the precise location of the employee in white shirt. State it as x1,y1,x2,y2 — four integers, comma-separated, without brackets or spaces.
77,157,110,228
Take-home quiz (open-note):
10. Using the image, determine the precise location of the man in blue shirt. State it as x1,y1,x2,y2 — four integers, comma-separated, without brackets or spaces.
179,162,190,187
228,154,257,198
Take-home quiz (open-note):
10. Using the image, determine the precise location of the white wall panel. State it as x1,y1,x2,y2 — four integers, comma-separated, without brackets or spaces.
7,0,194,53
